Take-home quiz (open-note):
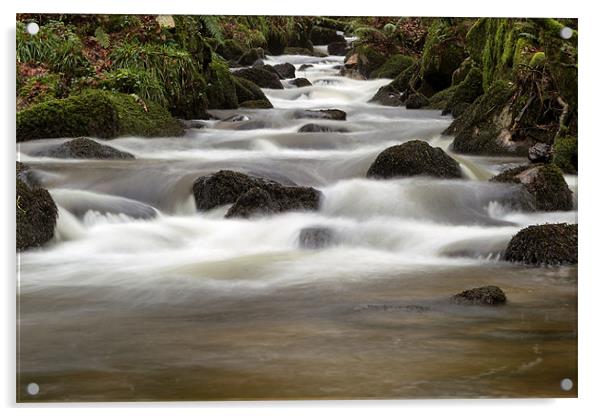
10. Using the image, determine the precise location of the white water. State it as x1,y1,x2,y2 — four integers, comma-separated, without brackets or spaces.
17,49,578,400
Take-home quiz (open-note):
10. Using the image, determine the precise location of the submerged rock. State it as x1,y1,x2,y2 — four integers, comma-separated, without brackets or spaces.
294,109,347,121
504,223,577,265
290,78,312,88
47,137,135,160
297,123,349,133
298,227,336,249
367,140,463,179
233,67,283,89
490,164,572,211
273,63,296,79
451,286,507,306
192,170,322,218
405,93,429,109
16,163,58,251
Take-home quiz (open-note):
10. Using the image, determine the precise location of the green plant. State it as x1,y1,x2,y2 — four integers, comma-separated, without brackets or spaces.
99,68,166,107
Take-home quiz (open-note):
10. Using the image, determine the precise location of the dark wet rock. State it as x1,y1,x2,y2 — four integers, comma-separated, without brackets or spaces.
504,223,577,265
179,119,207,129
294,109,347,121
353,304,431,313
273,63,296,79
290,78,312,88
16,161,41,188
327,41,350,56
239,100,273,109
238,48,265,66
261,64,283,79
298,227,337,249
17,163,58,251
47,137,135,160
369,85,403,107
284,47,314,56
215,116,269,130
451,286,507,306
251,59,266,69
233,67,283,89
310,26,345,45
367,140,463,179
233,77,272,106
405,93,429,109
221,114,250,123
193,170,322,218
297,123,349,133
216,39,246,62
528,143,552,163
299,64,314,71
490,164,572,211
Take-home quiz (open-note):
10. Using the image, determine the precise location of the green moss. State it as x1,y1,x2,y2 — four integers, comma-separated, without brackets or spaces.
354,45,388,79
370,54,416,79
466,18,488,64
390,61,420,93
17,72,62,109
428,85,459,110
444,67,484,116
553,136,578,174
99,68,166,107
16,89,183,142
233,77,269,104
205,56,238,109
529,51,546,68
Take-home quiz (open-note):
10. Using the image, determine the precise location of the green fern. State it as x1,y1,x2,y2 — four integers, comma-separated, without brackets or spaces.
199,15,224,44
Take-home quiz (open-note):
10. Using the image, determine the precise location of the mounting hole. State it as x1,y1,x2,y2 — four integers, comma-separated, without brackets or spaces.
560,378,573,391
560,27,573,40
26,382,39,395
26,22,39,36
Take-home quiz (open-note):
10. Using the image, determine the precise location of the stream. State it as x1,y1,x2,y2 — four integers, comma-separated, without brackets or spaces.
17,49,577,401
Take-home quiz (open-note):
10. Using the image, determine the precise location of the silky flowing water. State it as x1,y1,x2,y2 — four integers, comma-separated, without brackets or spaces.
17,51,577,401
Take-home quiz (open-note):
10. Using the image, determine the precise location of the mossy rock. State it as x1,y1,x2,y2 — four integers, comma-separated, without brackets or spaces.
490,164,573,211
17,90,183,141
233,77,271,105
239,100,273,109
354,45,388,79
405,93,429,109
504,223,577,265
205,57,239,109
529,51,546,69
390,62,420,93
421,19,467,92
366,140,463,179
369,85,404,107
445,80,524,155
16,164,58,251
17,72,62,110
265,29,289,56
310,26,345,45
370,55,416,79
233,67,283,89
216,39,247,62
46,137,135,160
553,136,578,174
238,48,265,66
451,58,474,86
443,67,484,116
427,85,459,110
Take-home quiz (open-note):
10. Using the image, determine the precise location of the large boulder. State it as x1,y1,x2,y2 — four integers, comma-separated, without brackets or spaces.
366,140,463,179
405,93,429,109
232,67,283,89
233,77,273,106
238,48,265,66
504,223,577,265
310,26,345,45
294,109,346,121
273,63,296,79
16,163,58,251
451,286,507,306
327,41,350,56
216,39,246,63
490,164,573,211
16,90,183,142
290,78,312,88
192,170,322,218
369,85,404,107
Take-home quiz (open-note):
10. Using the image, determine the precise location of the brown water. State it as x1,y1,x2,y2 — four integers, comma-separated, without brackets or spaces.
17,51,577,402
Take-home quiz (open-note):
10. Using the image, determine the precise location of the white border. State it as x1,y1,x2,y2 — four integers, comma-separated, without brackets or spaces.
3,1,600,414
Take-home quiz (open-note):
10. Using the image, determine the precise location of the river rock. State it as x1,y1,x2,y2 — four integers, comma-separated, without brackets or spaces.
179,119,207,129
273,63,296,79
451,286,507,305
233,67,283,89
528,143,552,163
310,26,345,45
17,163,58,251
490,164,572,211
216,39,246,62
239,100,273,109
367,140,463,179
504,223,577,265
327,41,350,56
298,227,336,249
294,109,347,121
299,64,314,71
261,64,284,79
238,48,265,66
405,93,429,109
47,137,135,160
290,78,312,88
298,123,349,133
369,85,403,107
193,170,322,218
